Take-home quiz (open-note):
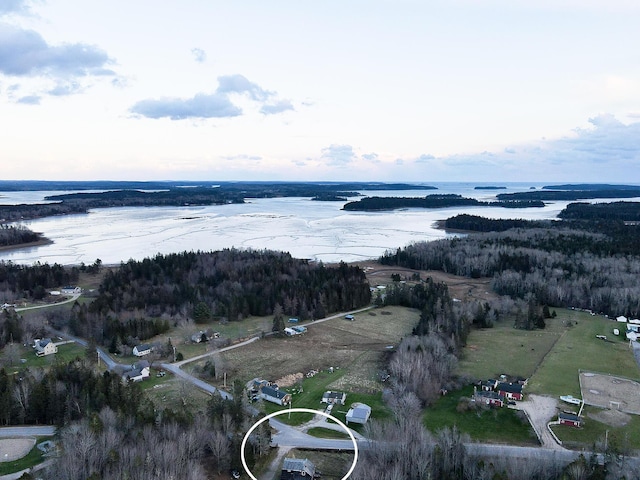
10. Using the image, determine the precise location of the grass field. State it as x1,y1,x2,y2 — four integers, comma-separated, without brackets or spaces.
142,372,213,416
423,385,539,445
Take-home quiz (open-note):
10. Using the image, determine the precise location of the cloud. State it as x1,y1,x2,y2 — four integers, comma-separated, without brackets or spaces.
221,154,262,161
48,81,81,96
17,94,40,104
260,99,294,115
414,154,436,163
0,23,114,77
191,47,206,63
0,0,31,17
130,92,242,120
216,74,273,101
362,153,380,163
320,144,356,166
132,74,293,120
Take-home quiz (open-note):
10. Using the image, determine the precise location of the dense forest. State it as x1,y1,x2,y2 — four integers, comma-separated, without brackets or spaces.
342,194,544,211
49,249,371,349
383,214,640,317
558,201,640,221
497,189,640,201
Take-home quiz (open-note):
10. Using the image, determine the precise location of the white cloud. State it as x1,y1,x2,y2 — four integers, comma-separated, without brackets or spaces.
260,99,294,115
320,144,356,166
130,92,242,120
191,47,206,63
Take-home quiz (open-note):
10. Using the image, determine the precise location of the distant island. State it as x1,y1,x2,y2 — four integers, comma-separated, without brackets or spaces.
497,189,640,202
0,181,436,222
342,194,544,211
543,183,640,191
474,186,506,190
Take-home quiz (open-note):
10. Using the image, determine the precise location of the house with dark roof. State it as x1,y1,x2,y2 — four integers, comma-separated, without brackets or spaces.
346,403,371,425
496,382,524,401
133,344,153,357
123,365,150,382
481,379,498,391
474,389,505,407
260,386,291,406
322,391,347,405
559,412,582,428
280,458,315,480
34,338,57,357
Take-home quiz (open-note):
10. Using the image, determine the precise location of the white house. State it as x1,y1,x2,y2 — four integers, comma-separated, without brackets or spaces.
123,366,150,382
322,391,347,405
34,338,58,357
259,386,291,406
133,344,153,357
61,286,82,295
346,403,371,425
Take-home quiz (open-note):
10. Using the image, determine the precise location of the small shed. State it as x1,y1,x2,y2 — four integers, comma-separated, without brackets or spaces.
345,314,355,321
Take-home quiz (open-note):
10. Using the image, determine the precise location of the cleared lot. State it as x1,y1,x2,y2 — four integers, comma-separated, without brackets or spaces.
217,306,419,391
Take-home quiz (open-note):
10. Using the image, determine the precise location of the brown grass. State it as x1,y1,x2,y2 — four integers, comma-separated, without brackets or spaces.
216,306,419,390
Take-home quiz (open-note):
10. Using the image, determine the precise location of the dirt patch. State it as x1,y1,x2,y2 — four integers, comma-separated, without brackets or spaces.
580,371,640,415
0,437,35,462
275,372,304,388
588,409,631,428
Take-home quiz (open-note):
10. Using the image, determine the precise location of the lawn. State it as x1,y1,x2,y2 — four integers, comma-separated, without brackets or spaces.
526,311,639,397
2,342,87,370
276,449,353,480
306,427,351,439
423,385,539,445
551,405,640,451
260,370,390,427
0,437,51,476
457,314,567,380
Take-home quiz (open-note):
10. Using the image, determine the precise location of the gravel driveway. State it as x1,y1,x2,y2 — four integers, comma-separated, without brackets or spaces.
517,394,563,449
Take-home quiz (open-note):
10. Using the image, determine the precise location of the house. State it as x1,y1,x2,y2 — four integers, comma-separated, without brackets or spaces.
346,403,371,425
291,326,307,334
474,389,505,407
123,365,150,382
260,386,291,406
288,318,299,323
34,338,57,357
284,327,297,336
61,286,82,295
280,458,315,480
133,344,153,357
496,382,524,401
191,331,207,343
558,412,582,428
322,391,347,405
617,316,628,323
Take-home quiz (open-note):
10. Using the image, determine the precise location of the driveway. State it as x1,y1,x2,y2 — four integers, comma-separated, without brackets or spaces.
517,394,563,449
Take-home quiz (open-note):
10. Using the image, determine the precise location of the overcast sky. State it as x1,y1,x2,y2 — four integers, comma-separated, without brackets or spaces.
1,0,639,183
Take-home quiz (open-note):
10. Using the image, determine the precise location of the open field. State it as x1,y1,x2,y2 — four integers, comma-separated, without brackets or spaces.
0,437,50,476
525,311,637,397
143,374,213,416
217,306,419,389
580,371,640,415
458,317,566,381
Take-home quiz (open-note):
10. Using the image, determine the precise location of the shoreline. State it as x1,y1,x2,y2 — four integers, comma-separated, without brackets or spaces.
0,237,53,253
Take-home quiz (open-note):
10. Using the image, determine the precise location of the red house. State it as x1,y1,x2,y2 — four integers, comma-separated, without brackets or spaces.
558,412,582,428
475,390,505,407
496,382,524,401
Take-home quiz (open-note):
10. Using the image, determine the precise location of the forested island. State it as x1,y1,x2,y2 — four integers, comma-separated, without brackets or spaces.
342,194,544,211
496,188,640,201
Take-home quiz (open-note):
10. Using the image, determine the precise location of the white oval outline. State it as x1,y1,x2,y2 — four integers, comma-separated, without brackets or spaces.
240,407,359,480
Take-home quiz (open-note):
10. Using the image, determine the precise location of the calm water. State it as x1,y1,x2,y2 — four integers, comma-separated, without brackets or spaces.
0,182,603,266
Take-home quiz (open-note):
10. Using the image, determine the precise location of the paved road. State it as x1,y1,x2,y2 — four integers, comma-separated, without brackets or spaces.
14,293,81,312
0,426,56,438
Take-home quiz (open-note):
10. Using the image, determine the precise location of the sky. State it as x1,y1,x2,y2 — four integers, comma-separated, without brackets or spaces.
1,0,639,183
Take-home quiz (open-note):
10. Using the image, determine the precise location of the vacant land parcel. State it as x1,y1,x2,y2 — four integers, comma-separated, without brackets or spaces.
217,306,419,390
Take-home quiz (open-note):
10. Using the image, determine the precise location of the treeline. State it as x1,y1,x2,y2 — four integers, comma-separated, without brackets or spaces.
381,226,640,317
0,260,79,301
0,359,148,426
443,214,547,232
497,189,640,201
342,194,544,211
0,224,41,246
559,201,640,221
91,249,370,320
